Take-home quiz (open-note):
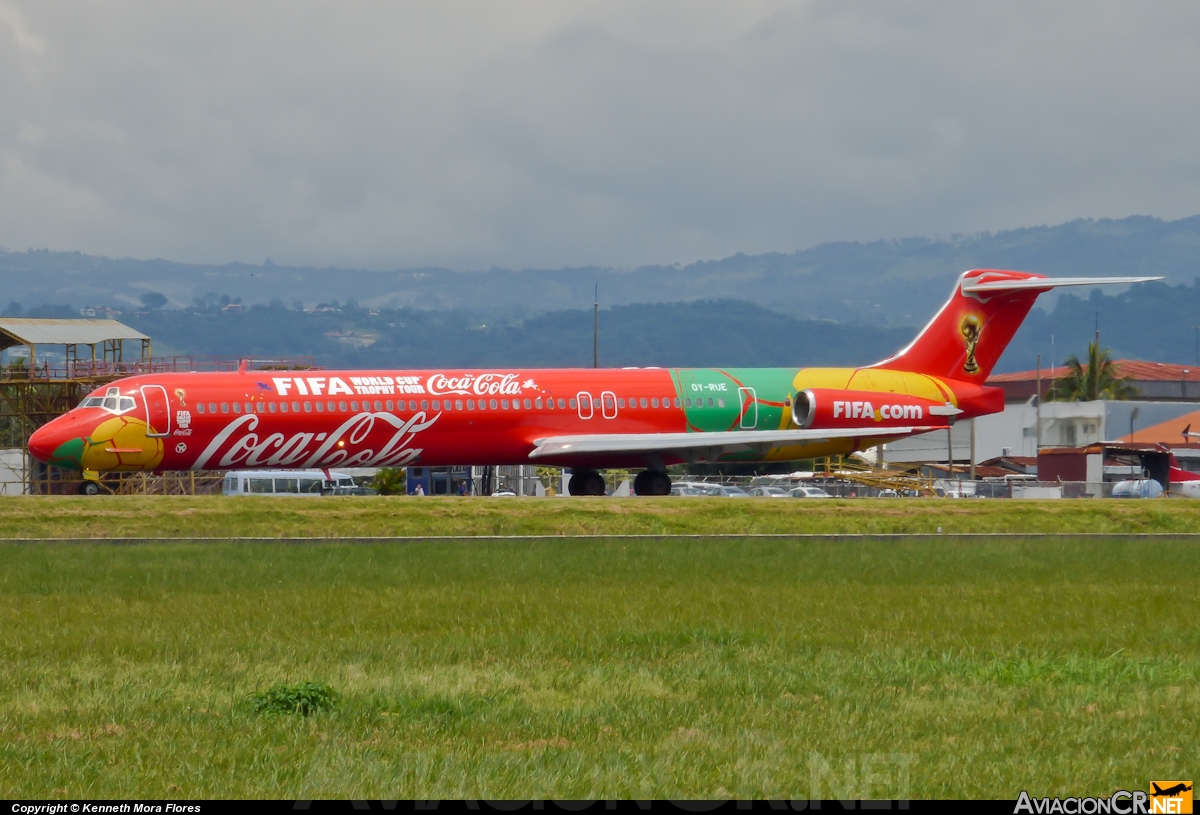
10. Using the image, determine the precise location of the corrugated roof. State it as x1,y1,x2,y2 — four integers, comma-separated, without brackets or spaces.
1119,408,1200,444
987,360,1200,384
0,318,148,350
986,366,1068,383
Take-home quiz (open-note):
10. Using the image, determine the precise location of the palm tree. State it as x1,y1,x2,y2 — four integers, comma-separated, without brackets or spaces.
1048,341,1138,401
371,467,406,496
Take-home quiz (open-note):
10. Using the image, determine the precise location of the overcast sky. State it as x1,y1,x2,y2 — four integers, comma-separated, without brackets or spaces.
1,2,1199,271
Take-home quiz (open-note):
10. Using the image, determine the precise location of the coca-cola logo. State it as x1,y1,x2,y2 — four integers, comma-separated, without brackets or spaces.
191,409,440,470
426,373,530,397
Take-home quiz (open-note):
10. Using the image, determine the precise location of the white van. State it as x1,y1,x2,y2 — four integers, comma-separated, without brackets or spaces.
222,470,357,496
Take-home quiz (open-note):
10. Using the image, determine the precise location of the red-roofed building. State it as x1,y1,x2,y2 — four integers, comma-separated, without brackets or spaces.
986,360,1200,402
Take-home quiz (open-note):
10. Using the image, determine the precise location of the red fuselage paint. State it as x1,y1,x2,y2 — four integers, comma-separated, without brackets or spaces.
28,365,998,473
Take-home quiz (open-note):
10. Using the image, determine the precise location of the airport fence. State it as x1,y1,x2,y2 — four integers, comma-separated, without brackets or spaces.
668,474,1168,499
0,355,318,382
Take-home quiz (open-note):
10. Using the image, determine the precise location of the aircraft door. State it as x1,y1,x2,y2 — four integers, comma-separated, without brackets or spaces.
601,390,618,419
577,391,594,419
738,387,757,429
141,385,172,437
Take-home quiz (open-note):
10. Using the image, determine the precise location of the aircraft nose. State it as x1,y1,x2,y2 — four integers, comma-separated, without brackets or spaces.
27,422,59,463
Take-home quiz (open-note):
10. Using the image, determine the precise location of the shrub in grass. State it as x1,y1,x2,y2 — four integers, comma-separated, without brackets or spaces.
251,682,338,715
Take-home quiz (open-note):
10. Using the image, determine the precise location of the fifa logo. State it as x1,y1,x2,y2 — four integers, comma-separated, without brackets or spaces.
961,314,982,374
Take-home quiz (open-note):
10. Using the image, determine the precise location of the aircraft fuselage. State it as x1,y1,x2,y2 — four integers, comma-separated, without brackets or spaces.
30,365,999,474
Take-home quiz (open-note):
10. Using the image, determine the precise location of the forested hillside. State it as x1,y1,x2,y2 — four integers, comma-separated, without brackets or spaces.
3,214,1197,373
103,299,915,370
3,214,1199,327
0,278,1188,374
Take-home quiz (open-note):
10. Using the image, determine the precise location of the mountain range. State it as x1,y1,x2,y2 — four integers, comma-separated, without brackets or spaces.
3,214,1199,373
4,214,1199,326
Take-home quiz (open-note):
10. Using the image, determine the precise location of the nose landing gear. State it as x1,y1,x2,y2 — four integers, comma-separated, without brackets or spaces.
633,469,672,496
78,469,103,496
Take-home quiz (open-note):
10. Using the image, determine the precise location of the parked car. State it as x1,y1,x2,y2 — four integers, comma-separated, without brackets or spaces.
324,484,378,496
789,486,832,499
876,489,900,498
491,490,518,497
749,486,789,498
689,483,749,497
667,481,749,497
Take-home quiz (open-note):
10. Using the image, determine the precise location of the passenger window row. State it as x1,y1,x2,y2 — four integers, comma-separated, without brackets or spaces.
191,394,694,415
92,388,722,420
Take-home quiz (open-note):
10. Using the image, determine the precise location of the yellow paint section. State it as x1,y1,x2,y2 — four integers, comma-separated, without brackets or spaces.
764,438,858,462
791,368,856,390
776,404,793,431
80,416,165,472
792,368,957,405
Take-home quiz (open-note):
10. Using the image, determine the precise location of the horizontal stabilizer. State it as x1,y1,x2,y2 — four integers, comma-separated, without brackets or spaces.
961,276,1161,293
530,426,932,460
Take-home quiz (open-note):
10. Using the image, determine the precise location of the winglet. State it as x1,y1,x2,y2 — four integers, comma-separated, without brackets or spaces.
237,358,248,374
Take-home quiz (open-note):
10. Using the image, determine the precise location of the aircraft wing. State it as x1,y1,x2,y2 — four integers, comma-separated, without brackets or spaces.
529,425,933,461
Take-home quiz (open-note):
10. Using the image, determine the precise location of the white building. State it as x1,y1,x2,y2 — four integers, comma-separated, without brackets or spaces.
883,360,1200,465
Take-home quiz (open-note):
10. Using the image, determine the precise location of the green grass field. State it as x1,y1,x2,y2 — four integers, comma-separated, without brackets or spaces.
2,494,1200,537
1,536,1197,799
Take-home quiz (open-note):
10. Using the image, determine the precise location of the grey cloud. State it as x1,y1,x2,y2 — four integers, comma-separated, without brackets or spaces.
1,1,1199,270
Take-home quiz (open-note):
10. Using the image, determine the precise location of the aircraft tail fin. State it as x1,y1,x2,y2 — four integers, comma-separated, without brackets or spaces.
872,270,1161,383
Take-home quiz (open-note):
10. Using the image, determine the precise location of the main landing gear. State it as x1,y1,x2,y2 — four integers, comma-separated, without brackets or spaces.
78,480,101,496
633,469,672,496
568,470,607,496
567,469,673,496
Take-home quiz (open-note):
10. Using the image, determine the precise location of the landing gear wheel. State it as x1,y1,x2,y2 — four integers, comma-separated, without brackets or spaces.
634,470,672,496
78,480,101,496
568,470,607,496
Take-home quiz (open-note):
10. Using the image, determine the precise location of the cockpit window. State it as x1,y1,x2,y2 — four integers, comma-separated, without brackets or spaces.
82,387,137,417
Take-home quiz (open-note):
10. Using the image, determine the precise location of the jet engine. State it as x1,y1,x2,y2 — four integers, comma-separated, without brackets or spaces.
791,388,958,429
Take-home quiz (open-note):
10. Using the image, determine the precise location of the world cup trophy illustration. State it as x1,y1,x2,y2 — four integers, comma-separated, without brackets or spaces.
961,314,982,374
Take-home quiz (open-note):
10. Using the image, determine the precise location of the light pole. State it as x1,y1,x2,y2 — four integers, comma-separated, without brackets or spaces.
1035,353,1042,452
1050,334,1055,402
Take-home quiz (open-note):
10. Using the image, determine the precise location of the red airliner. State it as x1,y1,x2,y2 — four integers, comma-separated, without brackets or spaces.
28,269,1157,495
